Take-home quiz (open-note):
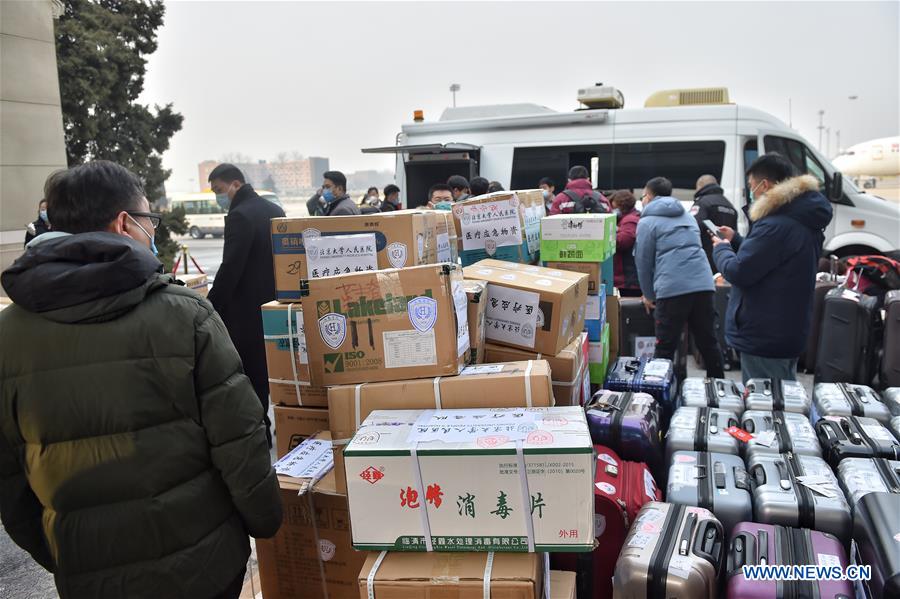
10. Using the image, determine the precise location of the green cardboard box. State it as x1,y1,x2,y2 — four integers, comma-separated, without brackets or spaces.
588,323,610,384
540,214,616,263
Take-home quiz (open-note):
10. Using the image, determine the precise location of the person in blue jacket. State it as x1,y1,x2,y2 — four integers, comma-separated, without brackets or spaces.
711,153,833,382
634,177,724,378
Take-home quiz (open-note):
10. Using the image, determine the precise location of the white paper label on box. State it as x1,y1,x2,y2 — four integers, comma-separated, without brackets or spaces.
409,408,538,444
383,329,437,369
274,438,333,479
436,233,451,263
541,216,606,241
588,343,604,363
319,539,336,562
586,295,602,320
524,205,542,254
484,285,539,348
633,337,656,361
294,312,309,364
461,364,505,376
452,281,471,357
459,198,522,251
305,233,378,279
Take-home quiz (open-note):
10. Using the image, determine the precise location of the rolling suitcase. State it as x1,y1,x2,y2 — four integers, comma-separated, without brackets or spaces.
585,390,664,471
605,357,676,420
892,416,900,442
815,415,900,468
815,286,880,384
725,523,855,599
740,410,822,461
552,446,662,599
665,406,740,464
748,451,851,539
853,492,900,599
743,378,811,416
883,290,900,387
678,377,744,414
882,387,900,417
837,457,900,507
800,280,839,373
666,450,752,535
812,382,892,424
612,502,724,599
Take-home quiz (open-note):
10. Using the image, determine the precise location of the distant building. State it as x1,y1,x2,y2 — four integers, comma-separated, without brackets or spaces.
198,156,329,194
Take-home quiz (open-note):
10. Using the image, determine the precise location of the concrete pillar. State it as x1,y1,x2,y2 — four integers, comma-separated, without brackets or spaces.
0,0,67,274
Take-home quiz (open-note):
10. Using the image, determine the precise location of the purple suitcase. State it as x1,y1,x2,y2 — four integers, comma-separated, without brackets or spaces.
726,522,855,598
585,389,664,478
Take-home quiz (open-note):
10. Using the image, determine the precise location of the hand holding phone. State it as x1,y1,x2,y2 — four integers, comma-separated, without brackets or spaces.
703,219,724,239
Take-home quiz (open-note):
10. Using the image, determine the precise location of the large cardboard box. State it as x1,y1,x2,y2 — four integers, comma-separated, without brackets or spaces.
588,323,611,384
274,405,330,459
483,333,589,407
328,360,555,494
344,407,594,553
584,289,606,342
462,279,487,364
257,437,366,599
463,259,588,355
175,272,208,297
431,210,459,264
542,261,601,295
303,264,469,386
451,191,536,266
606,289,620,366
550,571,576,599
271,211,432,301
261,301,328,407
357,552,543,599
540,214,616,263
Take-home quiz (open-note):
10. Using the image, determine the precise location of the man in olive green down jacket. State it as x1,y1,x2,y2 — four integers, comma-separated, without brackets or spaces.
0,161,282,599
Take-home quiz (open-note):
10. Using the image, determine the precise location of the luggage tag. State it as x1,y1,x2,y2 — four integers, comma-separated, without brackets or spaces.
725,426,754,443
795,475,838,498
751,430,777,447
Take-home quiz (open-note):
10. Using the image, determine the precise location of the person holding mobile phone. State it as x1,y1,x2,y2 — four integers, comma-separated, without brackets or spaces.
691,175,738,271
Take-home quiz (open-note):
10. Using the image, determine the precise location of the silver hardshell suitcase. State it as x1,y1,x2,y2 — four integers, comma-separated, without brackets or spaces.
880,387,900,417
743,378,810,415
748,451,851,539
892,416,900,442
837,457,900,507
812,382,892,424
666,451,752,535
678,377,745,414
740,410,822,461
665,406,740,464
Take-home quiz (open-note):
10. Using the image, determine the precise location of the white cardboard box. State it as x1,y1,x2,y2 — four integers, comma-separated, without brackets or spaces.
344,406,594,553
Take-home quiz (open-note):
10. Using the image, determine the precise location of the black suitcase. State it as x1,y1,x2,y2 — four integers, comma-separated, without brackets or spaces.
815,286,881,384
853,492,900,598
620,297,688,381
883,290,900,387
801,280,839,373
815,415,900,468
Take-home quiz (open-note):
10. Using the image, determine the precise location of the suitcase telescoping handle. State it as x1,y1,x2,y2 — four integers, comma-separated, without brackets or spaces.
692,518,725,567
727,531,756,572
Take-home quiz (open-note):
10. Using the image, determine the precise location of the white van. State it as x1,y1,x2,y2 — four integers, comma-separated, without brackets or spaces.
365,88,899,256
169,190,282,239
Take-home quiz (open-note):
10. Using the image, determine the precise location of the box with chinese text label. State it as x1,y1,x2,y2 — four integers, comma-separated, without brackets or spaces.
328,360,555,494
463,260,588,355
357,551,544,599
540,214,616,263
261,301,328,407
270,211,432,301
344,407,594,553
462,279,488,364
303,264,469,386
452,191,537,266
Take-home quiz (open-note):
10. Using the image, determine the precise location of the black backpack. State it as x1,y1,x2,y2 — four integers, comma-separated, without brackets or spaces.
561,189,610,214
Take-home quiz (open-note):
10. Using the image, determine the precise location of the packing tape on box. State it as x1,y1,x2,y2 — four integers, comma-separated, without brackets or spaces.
365,551,498,599
409,442,435,552
306,487,330,599
552,360,587,388
524,360,533,407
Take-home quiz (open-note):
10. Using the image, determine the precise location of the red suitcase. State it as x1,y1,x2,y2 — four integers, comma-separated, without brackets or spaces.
551,445,662,599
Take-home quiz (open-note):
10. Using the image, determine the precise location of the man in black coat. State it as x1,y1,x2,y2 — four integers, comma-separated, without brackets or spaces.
691,174,738,271
208,164,285,445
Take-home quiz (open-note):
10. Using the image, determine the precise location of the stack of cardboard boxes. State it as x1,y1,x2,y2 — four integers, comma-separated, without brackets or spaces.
258,204,583,598
450,190,545,266
540,213,618,386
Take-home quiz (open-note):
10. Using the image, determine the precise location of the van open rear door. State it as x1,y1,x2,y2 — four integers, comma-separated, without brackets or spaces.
362,143,480,208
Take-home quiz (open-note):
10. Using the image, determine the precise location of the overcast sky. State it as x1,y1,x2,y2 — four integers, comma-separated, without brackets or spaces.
140,1,900,193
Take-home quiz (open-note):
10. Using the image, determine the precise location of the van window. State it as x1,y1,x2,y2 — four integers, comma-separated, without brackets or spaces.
511,141,725,202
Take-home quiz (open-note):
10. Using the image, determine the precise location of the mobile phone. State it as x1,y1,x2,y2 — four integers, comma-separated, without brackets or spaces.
703,219,724,239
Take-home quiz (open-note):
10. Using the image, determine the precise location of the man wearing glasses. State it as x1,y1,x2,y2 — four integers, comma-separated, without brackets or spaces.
0,161,281,599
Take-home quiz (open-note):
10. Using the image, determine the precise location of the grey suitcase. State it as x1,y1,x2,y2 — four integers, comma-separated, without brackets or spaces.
812,382,892,424
743,378,811,416
892,416,900,442
678,377,744,414
665,406,740,464
740,410,822,461
666,451,752,535
748,451,852,539
837,457,900,508
883,387,900,417
612,501,724,599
